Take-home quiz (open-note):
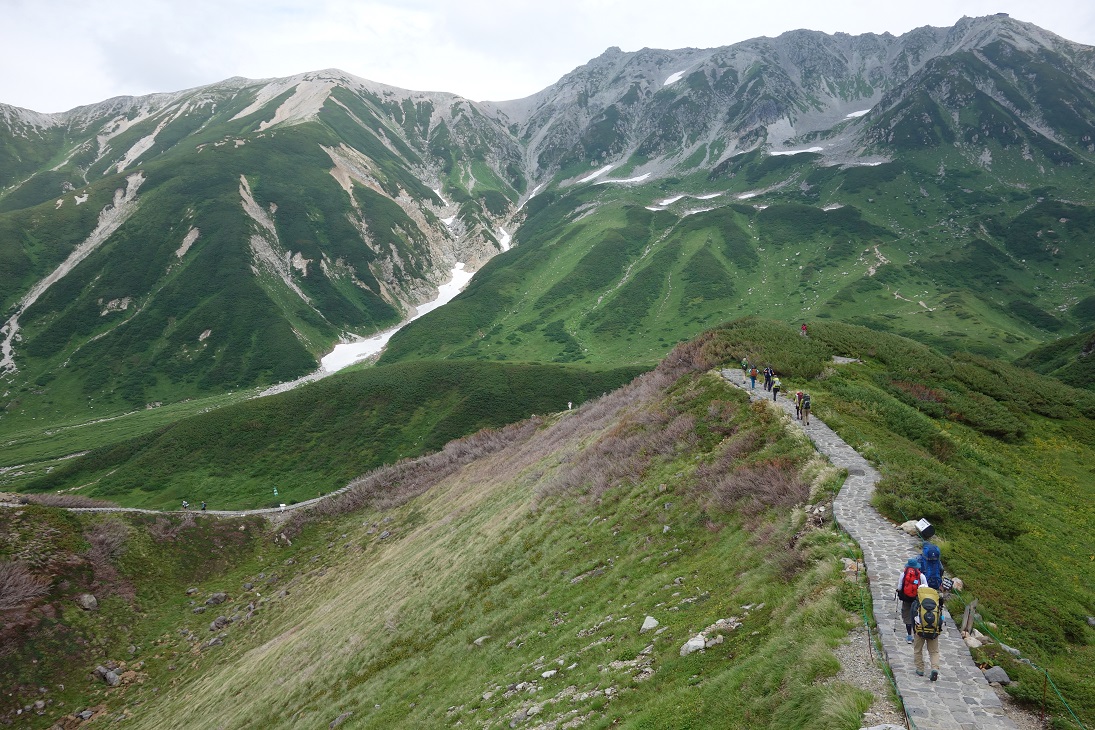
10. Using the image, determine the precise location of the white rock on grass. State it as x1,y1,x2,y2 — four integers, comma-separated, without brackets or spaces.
640,616,659,633
680,635,706,656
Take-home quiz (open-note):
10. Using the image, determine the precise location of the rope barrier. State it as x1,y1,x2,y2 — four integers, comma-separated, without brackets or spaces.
950,594,1089,730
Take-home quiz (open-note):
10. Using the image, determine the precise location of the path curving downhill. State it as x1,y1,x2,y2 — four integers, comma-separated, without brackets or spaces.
720,368,1019,730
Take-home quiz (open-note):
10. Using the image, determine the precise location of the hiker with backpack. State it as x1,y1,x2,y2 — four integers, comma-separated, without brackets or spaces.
749,366,758,389
897,557,921,644
912,542,946,681
801,392,812,425
794,391,804,419
771,376,782,401
763,366,773,391
740,357,749,383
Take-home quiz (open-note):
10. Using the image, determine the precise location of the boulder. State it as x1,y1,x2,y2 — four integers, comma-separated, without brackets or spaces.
1087,616,1095,628
185,587,198,595
680,635,706,657
640,616,659,634
102,671,120,687
75,594,98,611
473,635,491,646
205,592,227,606
209,616,230,631
329,711,353,728
964,636,982,649
983,666,1011,685
541,670,557,678
1000,642,1021,658
899,521,919,536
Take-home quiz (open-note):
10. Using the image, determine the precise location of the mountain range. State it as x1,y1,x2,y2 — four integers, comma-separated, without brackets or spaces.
3,13,1095,421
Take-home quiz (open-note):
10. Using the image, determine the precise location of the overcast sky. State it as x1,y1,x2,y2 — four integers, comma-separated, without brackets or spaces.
3,0,1094,114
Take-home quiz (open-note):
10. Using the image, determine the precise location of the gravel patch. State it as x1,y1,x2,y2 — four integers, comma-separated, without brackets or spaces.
825,617,906,727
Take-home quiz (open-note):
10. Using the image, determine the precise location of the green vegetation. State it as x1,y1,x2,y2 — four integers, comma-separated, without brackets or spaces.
21,361,645,509
1,340,868,730
708,318,1094,724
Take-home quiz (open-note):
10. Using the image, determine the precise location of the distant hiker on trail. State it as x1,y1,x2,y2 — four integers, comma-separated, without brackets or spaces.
801,323,808,337
740,357,748,381
897,557,921,644
801,392,812,425
201,501,207,511
771,376,782,401
794,391,804,419
181,500,189,511
749,366,758,389
763,366,773,391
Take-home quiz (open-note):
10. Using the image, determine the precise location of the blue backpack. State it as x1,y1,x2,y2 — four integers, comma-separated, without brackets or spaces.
919,543,943,590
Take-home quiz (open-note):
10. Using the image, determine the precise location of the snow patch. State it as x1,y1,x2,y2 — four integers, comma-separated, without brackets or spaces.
658,195,685,206
645,206,665,212
822,203,844,211
176,227,200,258
441,216,456,226
682,207,715,217
517,183,545,212
597,172,651,185
663,70,686,86
578,164,616,183
75,194,88,205
497,228,511,251
695,192,723,200
737,192,759,200
318,263,474,373
432,188,447,205
845,109,871,118
769,147,824,156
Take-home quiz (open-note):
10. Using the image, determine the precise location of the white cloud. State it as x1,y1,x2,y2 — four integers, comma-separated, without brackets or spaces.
1,0,1093,113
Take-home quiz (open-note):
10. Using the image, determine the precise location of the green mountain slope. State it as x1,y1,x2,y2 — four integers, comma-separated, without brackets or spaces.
1015,327,1095,390
20,360,644,509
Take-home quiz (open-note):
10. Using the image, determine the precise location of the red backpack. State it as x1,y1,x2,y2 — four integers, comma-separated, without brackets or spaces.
901,566,920,599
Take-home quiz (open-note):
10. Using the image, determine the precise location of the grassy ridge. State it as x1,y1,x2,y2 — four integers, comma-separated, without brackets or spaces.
2,340,868,730
23,360,646,510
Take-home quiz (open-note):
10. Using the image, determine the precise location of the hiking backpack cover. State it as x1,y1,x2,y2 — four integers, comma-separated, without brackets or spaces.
914,585,944,638
900,566,920,599
919,543,943,589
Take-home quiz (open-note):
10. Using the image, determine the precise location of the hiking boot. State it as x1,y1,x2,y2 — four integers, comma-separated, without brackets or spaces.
930,670,938,682
915,669,925,677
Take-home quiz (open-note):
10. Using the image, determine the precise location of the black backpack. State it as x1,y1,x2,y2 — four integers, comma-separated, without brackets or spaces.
802,394,811,408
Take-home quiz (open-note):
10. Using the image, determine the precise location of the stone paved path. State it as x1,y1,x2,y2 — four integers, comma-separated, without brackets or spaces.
721,369,1019,730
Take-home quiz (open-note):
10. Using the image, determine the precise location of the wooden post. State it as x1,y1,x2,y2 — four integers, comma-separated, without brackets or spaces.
961,598,978,635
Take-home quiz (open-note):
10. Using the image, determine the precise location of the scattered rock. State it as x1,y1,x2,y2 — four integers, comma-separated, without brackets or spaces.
950,577,964,591
541,669,557,678
185,588,198,595
640,616,659,634
78,709,95,720
203,636,224,649
964,636,982,649
205,592,227,606
705,634,724,648
329,711,353,728
999,642,1021,658
378,530,391,540
209,616,229,631
983,666,1011,685
192,606,206,614
243,583,253,591
680,635,706,656
75,594,98,611
899,521,919,536
473,636,491,646
1087,616,1095,628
